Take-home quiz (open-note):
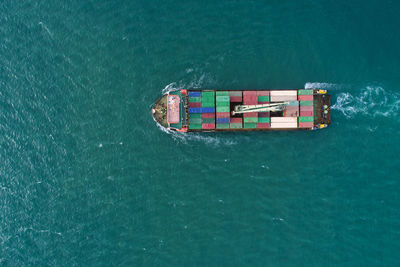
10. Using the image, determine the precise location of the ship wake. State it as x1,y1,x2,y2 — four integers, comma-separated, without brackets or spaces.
331,86,400,119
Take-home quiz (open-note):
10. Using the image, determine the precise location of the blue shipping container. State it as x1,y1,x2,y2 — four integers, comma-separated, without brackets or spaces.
201,107,215,113
216,117,230,123
188,91,201,97
189,107,202,113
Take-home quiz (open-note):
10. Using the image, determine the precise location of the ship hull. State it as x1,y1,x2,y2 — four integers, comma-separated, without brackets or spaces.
152,89,330,132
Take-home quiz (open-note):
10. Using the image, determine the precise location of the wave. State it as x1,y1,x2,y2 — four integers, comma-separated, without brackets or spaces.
331,86,400,119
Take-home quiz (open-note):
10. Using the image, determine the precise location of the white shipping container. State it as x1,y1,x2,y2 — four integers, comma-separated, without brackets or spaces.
270,90,298,96
271,117,298,123
270,122,298,128
270,95,298,102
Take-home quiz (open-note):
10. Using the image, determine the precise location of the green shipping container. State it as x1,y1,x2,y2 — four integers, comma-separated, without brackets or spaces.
202,118,215,124
216,96,230,102
216,91,229,96
202,102,215,107
258,117,270,123
189,113,201,119
189,97,201,103
244,117,258,123
257,96,270,102
202,91,215,97
216,123,230,129
230,123,243,129
244,123,257,128
298,116,314,122
300,100,313,106
298,89,313,95
189,118,201,124
189,123,202,129
216,101,229,107
216,106,230,112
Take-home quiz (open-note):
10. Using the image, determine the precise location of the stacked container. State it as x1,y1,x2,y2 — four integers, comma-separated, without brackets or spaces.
216,91,230,129
201,91,215,129
298,90,314,128
188,91,216,129
256,91,270,128
229,91,242,103
243,91,258,128
270,117,298,128
270,90,298,102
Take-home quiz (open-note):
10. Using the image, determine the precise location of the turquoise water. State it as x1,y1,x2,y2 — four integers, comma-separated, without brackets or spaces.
1,1,400,265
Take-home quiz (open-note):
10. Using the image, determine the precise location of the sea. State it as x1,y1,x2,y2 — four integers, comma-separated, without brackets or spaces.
1,0,400,266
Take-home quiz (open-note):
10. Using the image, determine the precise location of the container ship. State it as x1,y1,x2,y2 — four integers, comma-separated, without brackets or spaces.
152,89,330,132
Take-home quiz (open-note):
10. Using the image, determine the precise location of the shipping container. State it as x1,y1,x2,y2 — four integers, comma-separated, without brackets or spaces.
216,117,230,123
300,100,313,106
230,96,243,102
202,123,215,129
189,97,201,103
216,91,229,96
299,122,314,128
216,106,230,112
216,112,230,118
216,123,230,129
216,101,230,107
188,91,201,97
189,118,202,124
216,96,230,102
243,112,258,117
244,123,257,128
201,113,215,118
298,89,313,95
228,91,242,96
244,117,258,123
189,113,202,119
189,123,202,129
270,90,297,96
298,95,314,101
202,118,216,124
270,122,298,128
270,117,297,123
257,123,271,128
300,111,313,117
257,96,270,102
298,116,314,122
230,123,243,128
256,91,270,96
270,95,298,102
258,117,270,123
189,102,202,108
230,117,243,123
299,105,314,111
258,112,270,117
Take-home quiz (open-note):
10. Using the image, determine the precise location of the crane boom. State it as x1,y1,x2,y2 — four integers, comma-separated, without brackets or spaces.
232,102,290,115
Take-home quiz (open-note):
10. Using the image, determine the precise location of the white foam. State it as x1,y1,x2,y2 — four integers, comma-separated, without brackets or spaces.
305,82,343,90
331,86,400,119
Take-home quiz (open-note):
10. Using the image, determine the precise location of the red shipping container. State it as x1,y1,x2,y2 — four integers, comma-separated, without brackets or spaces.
298,95,314,101
300,106,313,111
230,96,242,102
244,112,258,117
257,123,271,128
258,101,269,104
216,112,230,118
230,117,242,123
202,123,215,129
256,90,270,96
243,91,257,96
300,111,314,117
201,113,215,118
189,102,201,108
243,97,257,105
299,122,314,128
